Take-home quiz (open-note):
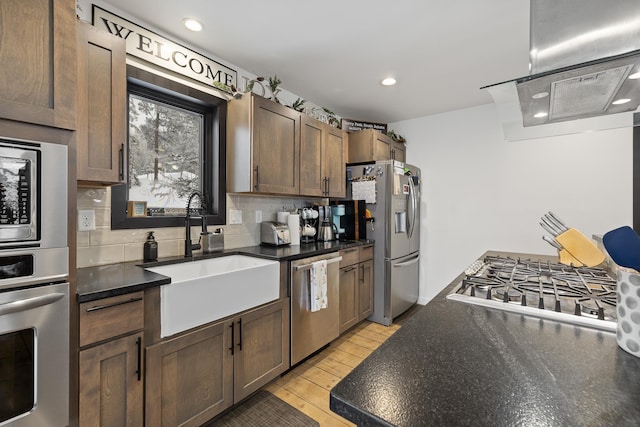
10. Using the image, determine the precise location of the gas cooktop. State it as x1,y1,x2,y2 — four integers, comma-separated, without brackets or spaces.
447,254,617,332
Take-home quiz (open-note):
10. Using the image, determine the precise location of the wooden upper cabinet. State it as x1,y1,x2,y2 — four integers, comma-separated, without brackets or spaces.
392,140,406,163
0,0,77,130
76,21,126,184
228,94,348,197
348,129,407,163
228,93,300,194
325,126,347,197
299,115,346,197
299,115,324,196
253,96,300,194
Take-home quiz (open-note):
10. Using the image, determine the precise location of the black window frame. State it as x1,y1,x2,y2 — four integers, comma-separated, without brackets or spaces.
111,65,226,230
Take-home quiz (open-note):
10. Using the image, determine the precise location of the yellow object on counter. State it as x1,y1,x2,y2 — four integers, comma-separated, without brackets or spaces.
556,229,606,267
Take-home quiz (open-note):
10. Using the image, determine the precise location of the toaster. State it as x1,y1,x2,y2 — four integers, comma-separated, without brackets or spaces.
261,221,291,246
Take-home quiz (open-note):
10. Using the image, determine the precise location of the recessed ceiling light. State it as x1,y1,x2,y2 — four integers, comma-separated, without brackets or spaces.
629,71,640,80
381,77,396,86
534,112,548,118
612,98,631,105
183,18,204,32
532,92,549,99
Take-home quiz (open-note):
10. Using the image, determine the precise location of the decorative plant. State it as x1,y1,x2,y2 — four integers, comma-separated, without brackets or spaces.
268,75,282,103
322,107,340,128
244,76,265,95
387,130,407,144
291,98,306,112
212,81,233,95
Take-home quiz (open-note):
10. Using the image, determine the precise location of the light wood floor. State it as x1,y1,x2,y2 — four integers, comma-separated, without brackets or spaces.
264,320,403,426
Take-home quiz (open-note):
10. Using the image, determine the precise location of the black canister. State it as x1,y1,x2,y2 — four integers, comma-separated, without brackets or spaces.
143,231,158,262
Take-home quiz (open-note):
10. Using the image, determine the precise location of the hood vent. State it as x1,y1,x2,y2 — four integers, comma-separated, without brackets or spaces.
483,0,640,139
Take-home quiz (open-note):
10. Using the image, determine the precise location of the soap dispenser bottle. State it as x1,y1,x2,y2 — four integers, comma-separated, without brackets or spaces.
144,231,158,262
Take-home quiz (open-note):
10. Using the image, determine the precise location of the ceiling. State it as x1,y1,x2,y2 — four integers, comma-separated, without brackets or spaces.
99,0,531,124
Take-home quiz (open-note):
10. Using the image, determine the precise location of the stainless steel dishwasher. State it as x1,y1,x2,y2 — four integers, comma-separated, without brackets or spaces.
290,252,342,365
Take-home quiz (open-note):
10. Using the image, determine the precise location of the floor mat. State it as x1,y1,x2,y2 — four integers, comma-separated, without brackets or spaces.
202,390,320,427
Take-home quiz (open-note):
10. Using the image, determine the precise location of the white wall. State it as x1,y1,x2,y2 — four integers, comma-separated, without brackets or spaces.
391,104,632,303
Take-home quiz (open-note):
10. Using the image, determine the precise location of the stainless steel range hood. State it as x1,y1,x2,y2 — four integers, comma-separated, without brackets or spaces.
484,0,640,140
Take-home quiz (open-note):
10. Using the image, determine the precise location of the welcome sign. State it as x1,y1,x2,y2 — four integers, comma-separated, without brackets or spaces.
92,5,237,92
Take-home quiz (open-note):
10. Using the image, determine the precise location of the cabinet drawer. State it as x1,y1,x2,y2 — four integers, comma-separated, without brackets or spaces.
360,245,373,262
339,247,360,268
80,292,144,347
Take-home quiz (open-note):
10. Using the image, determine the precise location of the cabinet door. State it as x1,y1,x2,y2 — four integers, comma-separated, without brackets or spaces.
392,141,406,163
145,320,233,427
325,126,346,198
299,116,324,196
0,0,76,130
234,299,290,402
339,265,359,334
373,133,392,160
252,96,300,194
358,259,374,320
76,21,126,184
79,334,144,427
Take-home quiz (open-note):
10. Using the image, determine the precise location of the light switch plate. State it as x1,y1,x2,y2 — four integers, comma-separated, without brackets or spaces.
78,209,96,231
255,210,262,223
229,209,243,225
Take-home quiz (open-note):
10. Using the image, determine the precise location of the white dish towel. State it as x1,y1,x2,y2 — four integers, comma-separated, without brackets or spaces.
310,260,328,312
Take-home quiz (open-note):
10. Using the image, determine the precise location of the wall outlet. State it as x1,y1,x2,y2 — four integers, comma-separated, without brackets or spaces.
78,209,96,231
255,210,262,223
229,209,243,225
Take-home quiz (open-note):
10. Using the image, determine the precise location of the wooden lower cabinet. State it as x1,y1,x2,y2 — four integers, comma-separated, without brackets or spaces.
78,292,145,427
339,264,359,334
339,246,374,334
358,259,374,320
233,298,290,401
145,320,233,427
145,298,289,427
79,334,144,427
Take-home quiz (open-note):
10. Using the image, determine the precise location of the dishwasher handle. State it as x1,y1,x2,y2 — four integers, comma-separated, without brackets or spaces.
293,256,342,271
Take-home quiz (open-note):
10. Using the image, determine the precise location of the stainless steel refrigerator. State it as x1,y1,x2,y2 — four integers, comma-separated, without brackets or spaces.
347,160,420,326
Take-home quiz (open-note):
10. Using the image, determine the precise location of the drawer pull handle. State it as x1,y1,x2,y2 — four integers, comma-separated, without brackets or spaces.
229,322,235,355
85,297,143,312
136,336,142,381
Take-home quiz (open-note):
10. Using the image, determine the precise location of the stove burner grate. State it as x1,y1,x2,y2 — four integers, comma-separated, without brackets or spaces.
456,255,617,323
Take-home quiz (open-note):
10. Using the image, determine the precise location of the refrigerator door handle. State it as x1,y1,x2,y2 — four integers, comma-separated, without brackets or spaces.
393,253,420,267
407,176,417,239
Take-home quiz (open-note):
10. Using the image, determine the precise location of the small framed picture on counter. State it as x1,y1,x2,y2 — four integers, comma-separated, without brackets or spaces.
127,201,147,217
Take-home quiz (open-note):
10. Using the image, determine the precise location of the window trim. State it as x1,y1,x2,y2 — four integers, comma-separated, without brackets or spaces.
111,65,226,230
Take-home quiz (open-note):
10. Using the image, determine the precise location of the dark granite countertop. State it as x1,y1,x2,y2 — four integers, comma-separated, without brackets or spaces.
330,250,640,427
77,240,372,302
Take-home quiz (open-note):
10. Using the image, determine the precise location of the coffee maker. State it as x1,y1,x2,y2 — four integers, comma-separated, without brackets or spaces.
315,205,336,241
331,205,345,240
331,200,366,241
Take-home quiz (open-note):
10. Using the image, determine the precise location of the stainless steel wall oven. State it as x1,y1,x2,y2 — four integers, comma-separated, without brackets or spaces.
0,137,69,427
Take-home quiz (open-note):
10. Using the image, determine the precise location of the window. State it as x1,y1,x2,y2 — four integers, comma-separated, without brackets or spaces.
112,66,226,229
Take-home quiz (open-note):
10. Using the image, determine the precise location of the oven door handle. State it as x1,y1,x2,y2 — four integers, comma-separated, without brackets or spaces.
0,292,64,316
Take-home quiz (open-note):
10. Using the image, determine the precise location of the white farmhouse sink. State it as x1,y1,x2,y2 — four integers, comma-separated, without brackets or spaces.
146,255,280,338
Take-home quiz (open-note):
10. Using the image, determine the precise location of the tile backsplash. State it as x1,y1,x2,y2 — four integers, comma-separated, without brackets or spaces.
77,186,321,268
